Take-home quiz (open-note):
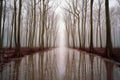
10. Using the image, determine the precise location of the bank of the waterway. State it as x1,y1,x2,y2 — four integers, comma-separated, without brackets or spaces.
0,48,120,80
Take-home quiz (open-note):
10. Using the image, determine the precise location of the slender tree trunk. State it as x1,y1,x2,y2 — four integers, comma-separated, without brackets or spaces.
96,22,99,47
41,0,45,49
39,0,42,48
17,0,22,56
78,14,81,48
83,0,87,48
0,0,3,62
81,0,84,48
10,13,14,48
98,0,102,48
0,0,3,48
14,0,17,47
29,7,33,47
26,13,29,47
90,0,94,52
99,27,102,48
31,0,36,47
2,0,6,47
72,15,76,48
105,0,113,58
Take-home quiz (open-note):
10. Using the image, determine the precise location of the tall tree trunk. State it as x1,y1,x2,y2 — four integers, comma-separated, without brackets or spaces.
39,0,42,48
81,0,84,48
90,0,94,52
96,21,99,47
31,0,36,47
0,0,3,48
83,0,87,48
41,0,45,49
105,0,113,58
2,0,6,47
0,0,3,62
14,0,17,47
28,7,33,47
77,14,81,48
10,13,14,48
98,0,102,48
17,0,22,56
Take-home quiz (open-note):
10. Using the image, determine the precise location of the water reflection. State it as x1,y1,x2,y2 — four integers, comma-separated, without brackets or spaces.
0,48,120,80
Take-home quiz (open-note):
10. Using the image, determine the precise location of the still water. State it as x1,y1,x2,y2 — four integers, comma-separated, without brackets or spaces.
0,48,120,80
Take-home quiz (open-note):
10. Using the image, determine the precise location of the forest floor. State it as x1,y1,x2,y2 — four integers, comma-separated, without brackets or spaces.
73,47,120,63
0,47,53,66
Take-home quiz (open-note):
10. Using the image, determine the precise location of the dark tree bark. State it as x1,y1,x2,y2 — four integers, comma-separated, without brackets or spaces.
0,0,3,62
105,0,113,58
17,0,22,56
0,0,3,48
89,0,94,52
14,0,17,47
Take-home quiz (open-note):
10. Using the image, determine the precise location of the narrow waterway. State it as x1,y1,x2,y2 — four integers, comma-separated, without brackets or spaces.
0,48,120,80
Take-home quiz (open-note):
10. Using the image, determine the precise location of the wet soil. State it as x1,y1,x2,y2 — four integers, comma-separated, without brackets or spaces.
73,47,120,63
0,47,53,66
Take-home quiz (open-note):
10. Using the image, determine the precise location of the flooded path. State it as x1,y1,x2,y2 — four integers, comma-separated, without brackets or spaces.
0,48,120,80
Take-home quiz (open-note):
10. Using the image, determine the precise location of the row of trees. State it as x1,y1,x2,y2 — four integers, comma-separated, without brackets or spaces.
0,0,59,50
0,0,61,59
64,0,120,58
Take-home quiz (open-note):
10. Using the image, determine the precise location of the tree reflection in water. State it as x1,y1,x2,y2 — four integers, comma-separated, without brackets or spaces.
0,48,120,80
